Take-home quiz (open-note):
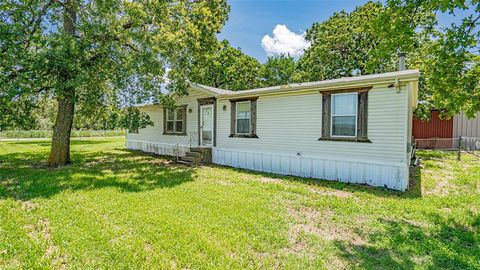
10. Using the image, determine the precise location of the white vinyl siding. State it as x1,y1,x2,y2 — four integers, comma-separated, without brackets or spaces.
126,90,212,147
127,79,416,190
216,86,409,163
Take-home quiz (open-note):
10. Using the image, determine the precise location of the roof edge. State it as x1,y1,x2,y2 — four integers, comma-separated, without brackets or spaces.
134,70,420,107
188,82,233,95
218,70,420,98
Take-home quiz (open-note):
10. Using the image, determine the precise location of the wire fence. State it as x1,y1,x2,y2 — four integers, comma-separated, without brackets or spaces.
415,138,460,151
415,137,480,160
415,137,480,151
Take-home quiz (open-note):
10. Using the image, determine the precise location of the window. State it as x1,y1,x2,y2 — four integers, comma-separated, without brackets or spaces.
331,93,357,137
236,101,251,134
320,87,371,142
163,105,187,135
229,98,258,138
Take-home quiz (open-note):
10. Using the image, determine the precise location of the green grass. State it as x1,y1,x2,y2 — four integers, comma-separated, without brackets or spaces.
0,138,479,269
0,129,125,139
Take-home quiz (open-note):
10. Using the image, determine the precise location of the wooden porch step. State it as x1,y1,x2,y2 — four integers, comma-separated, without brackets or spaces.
186,151,202,158
177,148,212,166
177,160,193,166
180,156,198,163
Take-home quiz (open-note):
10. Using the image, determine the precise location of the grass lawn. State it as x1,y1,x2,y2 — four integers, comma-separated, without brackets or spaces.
0,138,479,269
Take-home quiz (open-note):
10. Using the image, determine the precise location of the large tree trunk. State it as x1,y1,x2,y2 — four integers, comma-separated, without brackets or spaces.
48,95,75,166
47,0,76,166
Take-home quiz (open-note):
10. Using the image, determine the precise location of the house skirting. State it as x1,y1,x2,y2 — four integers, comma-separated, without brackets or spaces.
126,140,189,157
212,148,409,191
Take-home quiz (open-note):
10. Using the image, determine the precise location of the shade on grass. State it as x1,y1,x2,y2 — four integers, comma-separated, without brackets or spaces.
0,138,479,269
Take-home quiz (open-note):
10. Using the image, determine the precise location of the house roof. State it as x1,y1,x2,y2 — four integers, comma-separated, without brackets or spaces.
188,82,233,95
190,69,420,98
134,70,420,107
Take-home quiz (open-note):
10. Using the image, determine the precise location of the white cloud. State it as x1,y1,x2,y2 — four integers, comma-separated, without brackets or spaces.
261,24,310,58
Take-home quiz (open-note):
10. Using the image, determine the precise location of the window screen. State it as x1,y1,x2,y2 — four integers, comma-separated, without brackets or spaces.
331,93,357,137
165,107,185,134
236,101,251,134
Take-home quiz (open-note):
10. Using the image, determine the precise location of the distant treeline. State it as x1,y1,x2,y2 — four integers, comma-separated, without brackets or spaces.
0,130,125,139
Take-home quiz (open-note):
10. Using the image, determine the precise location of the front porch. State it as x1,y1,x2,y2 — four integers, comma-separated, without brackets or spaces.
177,147,212,165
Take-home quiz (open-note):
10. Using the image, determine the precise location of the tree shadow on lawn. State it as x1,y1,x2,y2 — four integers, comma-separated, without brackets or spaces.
0,149,194,200
332,212,480,269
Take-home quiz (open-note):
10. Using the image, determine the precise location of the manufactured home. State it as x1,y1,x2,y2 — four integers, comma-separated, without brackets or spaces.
126,70,420,191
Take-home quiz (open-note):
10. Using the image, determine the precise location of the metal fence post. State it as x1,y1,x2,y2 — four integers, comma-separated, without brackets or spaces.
457,136,462,161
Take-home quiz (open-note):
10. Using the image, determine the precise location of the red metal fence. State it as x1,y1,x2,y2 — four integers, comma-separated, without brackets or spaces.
413,110,454,149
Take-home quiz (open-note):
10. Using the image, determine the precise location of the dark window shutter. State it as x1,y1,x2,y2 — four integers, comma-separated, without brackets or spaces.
251,100,257,135
230,101,236,136
163,108,167,134
181,105,187,135
322,93,331,138
357,91,368,139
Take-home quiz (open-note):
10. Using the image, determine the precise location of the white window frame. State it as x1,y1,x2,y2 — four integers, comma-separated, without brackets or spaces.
166,108,184,134
236,101,251,135
331,92,358,138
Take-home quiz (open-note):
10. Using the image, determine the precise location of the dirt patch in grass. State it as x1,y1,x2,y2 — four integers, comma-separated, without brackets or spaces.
238,175,283,184
258,177,283,184
24,218,68,269
282,202,366,266
309,188,353,198
217,180,235,186
424,165,456,196
21,201,38,211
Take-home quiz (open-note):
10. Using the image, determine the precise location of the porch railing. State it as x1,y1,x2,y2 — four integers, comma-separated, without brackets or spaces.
173,132,198,162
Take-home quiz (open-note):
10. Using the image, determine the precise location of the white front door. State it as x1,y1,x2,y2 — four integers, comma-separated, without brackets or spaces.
200,104,214,146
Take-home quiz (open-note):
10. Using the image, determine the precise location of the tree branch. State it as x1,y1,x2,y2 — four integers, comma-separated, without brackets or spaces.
24,0,55,48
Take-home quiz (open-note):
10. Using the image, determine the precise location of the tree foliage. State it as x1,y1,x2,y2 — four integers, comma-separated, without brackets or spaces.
1,0,230,165
118,107,154,134
378,0,480,118
297,2,435,81
190,43,300,90
297,0,479,118
189,40,262,90
259,54,298,86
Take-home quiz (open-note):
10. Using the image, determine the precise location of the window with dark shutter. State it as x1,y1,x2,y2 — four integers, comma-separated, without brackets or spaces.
163,105,187,135
229,97,258,138
319,87,371,142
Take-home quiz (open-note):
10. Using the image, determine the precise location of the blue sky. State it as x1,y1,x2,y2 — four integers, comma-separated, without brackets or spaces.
218,0,475,63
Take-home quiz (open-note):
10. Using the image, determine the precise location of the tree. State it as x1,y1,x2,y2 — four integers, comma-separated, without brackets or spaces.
0,96,38,131
1,0,229,165
190,43,300,89
259,54,297,86
375,0,480,118
189,40,262,90
297,0,479,118
297,2,411,81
